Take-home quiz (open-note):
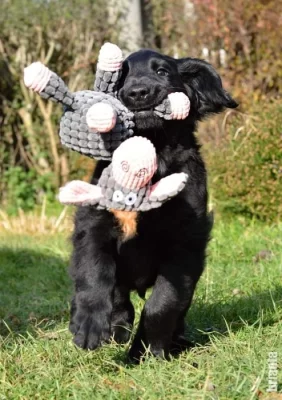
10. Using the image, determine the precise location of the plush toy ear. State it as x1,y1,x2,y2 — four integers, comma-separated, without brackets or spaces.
149,173,188,202
58,180,102,206
176,58,238,119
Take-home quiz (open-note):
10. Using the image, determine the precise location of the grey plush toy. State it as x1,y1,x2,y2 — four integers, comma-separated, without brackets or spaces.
24,43,190,160
58,136,188,212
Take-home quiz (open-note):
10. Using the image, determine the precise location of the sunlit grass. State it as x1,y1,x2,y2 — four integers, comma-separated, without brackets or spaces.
0,215,281,399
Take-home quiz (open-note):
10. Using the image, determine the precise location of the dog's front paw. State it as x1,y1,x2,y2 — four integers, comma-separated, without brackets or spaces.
70,309,111,350
111,324,132,344
128,338,167,363
128,339,145,363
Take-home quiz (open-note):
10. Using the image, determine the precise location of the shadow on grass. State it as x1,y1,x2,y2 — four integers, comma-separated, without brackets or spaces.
0,246,72,336
1,244,281,363
111,285,282,366
187,285,282,346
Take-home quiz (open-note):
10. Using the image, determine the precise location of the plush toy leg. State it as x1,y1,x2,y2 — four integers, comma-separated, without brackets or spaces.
24,62,74,107
94,42,123,93
86,102,117,133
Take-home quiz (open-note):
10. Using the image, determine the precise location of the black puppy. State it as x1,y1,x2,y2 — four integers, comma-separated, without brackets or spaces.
69,49,237,362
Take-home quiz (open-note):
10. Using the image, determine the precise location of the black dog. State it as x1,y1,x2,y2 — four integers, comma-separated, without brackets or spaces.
69,49,237,362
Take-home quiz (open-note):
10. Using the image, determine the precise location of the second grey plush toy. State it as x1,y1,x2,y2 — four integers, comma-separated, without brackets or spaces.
58,136,188,212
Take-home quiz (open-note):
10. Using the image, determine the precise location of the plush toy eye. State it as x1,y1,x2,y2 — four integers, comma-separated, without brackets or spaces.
125,192,137,206
157,68,169,77
112,190,124,203
121,161,129,172
136,168,148,178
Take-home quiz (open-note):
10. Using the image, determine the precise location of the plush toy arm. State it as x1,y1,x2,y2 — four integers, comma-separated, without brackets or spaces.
94,43,123,94
58,180,103,206
154,92,190,120
24,62,74,107
149,172,188,202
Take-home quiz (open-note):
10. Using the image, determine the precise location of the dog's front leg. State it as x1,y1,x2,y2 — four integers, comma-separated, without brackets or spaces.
70,210,116,350
128,254,202,362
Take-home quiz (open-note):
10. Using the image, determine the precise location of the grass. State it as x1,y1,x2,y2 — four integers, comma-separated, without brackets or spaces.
0,213,281,399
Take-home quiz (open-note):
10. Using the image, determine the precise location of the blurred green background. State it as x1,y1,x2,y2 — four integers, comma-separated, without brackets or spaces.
0,0,281,220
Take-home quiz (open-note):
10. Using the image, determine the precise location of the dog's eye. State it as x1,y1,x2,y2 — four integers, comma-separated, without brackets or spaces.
157,68,169,77
112,190,124,203
125,192,137,206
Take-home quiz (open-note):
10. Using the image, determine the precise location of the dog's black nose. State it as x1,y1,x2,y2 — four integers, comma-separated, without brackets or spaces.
127,86,150,102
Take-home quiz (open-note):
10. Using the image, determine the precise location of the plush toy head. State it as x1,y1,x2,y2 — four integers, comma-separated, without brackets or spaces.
59,136,188,212
24,43,190,161
112,136,157,190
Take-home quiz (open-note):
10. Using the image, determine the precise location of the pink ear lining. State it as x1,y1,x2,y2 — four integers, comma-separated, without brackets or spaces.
149,172,188,201
58,180,102,206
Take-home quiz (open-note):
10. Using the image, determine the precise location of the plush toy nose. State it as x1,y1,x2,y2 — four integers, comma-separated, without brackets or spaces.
128,86,150,102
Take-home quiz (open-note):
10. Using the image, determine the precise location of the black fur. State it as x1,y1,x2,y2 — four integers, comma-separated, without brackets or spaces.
69,49,238,362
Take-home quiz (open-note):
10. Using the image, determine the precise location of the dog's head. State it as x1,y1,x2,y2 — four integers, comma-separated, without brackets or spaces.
118,49,237,131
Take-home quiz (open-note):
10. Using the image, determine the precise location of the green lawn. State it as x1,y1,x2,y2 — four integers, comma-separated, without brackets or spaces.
0,218,281,399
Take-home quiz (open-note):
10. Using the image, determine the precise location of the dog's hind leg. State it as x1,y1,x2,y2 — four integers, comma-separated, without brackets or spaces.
111,285,135,343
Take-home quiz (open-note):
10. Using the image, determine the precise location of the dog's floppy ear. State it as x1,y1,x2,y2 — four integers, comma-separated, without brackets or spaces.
176,58,238,119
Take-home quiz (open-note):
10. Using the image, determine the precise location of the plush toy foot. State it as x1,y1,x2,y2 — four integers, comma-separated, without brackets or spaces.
24,62,52,93
86,102,117,133
154,92,190,120
97,42,123,72
168,92,190,120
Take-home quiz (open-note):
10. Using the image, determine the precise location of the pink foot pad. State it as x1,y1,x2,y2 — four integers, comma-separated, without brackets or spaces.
168,92,190,120
97,42,123,72
24,62,52,93
86,102,117,133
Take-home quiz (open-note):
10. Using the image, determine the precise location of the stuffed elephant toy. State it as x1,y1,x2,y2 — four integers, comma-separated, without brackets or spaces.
24,43,190,160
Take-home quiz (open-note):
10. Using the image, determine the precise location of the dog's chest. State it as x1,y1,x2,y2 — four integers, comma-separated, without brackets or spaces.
115,232,157,295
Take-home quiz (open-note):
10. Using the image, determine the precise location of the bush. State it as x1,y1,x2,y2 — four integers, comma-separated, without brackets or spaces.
0,0,117,208
4,166,57,213
206,100,282,221
1,0,281,216
149,0,282,104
